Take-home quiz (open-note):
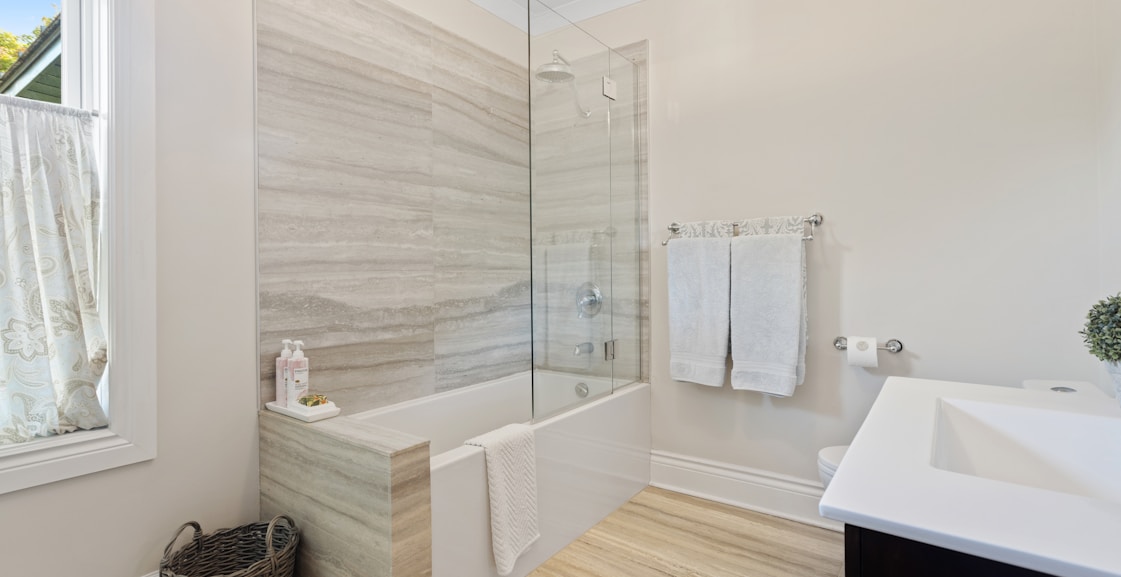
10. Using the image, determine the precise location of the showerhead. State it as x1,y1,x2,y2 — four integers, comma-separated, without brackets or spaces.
535,50,591,118
535,61,575,83
535,50,575,83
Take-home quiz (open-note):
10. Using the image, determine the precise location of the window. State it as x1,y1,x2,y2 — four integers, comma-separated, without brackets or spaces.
0,0,156,494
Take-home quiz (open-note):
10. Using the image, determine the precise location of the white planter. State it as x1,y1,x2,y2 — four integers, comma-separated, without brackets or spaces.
1107,362,1121,406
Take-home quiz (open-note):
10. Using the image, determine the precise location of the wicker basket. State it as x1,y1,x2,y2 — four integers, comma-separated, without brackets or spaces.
160,515,299,577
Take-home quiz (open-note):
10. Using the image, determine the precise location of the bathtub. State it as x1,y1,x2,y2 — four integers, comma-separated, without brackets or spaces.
354,371,651,577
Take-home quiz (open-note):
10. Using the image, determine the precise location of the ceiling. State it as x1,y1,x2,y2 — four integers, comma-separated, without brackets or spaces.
469,0,643,35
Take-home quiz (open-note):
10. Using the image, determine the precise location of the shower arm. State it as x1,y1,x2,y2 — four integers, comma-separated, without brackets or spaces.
569,83,592,118
544,49,592,119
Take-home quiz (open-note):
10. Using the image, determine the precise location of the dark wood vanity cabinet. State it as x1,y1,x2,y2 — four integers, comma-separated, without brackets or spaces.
845,525,1058,577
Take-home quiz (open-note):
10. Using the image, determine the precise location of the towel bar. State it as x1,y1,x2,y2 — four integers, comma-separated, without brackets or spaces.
662,213,823,246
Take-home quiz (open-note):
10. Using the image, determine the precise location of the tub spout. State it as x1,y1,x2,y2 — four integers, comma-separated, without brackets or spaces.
573,342,595,356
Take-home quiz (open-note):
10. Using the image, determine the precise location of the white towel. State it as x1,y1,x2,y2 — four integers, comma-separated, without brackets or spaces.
730,234,807,396
465,423,539,576
668,237,731,386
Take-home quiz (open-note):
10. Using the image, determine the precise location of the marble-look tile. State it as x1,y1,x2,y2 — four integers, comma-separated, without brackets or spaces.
260,411,432,577
391,443,433,577
260,412,395,577
259,270,436,412
432,27,528,167
258,0,534,411
258,0,434,86
529,45,649,383
434,271,531,391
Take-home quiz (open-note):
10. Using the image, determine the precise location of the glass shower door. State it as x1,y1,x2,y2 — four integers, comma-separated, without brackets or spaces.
529,2,640,420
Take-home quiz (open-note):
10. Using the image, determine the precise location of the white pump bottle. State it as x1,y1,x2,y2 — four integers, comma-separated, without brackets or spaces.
275,339,293,406
286,340,309,408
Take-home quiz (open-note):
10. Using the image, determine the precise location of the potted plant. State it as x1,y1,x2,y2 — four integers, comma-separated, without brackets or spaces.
1081,293,1121,402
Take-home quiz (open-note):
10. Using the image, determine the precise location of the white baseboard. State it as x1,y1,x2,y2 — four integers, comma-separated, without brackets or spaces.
141,572,160,577
650,450,843,532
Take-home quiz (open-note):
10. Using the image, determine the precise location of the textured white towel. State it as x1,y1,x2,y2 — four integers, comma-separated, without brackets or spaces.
730,234,806,396
668,237,731,386
465,423,539,576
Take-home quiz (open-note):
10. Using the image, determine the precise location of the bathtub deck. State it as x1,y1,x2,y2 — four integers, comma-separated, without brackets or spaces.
529,487,844,577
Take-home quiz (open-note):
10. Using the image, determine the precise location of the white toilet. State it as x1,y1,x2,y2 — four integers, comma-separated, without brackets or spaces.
817,445,848,488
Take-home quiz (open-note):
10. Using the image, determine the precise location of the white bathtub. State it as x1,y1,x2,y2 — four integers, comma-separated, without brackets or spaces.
354,371,651,577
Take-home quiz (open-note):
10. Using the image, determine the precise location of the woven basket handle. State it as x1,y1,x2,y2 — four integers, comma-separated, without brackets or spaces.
160,521,202,570
264,514,297,572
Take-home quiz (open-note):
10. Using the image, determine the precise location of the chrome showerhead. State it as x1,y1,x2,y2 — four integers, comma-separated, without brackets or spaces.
535,50,575,83
535,50,591,118
535,61,575,83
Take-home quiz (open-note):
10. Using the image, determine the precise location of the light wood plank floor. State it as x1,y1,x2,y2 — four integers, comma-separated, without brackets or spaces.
529,487,844,577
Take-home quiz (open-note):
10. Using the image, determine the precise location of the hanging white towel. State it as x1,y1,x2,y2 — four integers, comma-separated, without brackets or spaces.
668,237,731,386
730,234,807,396
465,423,539,576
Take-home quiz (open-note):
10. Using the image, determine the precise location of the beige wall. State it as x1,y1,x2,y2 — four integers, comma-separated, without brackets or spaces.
0,1,259,575
575,0,1116,481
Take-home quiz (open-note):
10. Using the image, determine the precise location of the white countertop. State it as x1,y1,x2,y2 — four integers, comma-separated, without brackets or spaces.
819,377,1121,577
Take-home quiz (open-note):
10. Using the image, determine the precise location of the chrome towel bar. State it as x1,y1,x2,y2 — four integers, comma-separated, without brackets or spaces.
662,213,823,246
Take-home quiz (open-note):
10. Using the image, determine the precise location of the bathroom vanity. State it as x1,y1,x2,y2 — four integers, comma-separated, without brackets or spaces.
820,377,1121,577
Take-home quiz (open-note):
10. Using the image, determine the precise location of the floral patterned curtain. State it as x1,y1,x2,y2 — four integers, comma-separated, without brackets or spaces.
0,95,107,445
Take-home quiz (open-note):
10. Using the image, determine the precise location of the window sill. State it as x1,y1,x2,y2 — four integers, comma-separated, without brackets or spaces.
0,425,155,495
0,0,158,497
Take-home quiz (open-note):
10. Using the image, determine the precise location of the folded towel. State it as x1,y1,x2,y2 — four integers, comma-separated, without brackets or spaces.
668,237,731,386
730,234,806,396
465,423,540,576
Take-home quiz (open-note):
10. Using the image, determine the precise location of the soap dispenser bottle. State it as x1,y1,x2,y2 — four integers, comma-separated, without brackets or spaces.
275,339,293,407
286,340,309,408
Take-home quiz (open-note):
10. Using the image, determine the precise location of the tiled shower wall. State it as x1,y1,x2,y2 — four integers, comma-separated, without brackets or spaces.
531,42,650,383
257,0,531,412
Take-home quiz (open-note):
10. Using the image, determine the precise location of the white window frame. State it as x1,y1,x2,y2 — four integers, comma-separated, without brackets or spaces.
0,0,156,495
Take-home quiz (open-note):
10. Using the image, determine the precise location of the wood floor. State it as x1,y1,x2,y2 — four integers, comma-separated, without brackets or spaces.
529,487,845,577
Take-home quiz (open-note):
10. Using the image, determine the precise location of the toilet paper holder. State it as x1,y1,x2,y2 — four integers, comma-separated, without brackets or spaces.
833,337,904,354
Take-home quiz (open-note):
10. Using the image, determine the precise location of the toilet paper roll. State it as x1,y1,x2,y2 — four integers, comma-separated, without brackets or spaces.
846,336,878,368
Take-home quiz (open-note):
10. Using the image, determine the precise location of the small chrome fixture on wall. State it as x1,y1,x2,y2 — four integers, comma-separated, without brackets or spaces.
833,337,904,354
662,213,824,246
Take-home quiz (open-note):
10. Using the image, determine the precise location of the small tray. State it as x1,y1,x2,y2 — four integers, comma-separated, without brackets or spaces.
266,400,340,422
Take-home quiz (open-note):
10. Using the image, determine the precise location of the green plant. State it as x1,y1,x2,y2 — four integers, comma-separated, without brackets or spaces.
1081,293,1121,363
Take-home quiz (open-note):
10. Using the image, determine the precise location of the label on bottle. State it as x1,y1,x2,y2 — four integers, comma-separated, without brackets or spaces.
275,359,288,406
291,365,309,406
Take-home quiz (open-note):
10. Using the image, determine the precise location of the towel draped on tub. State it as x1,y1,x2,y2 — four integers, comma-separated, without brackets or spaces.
465,423,540,576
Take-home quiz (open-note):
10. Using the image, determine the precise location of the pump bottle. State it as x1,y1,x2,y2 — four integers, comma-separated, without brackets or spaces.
286,340,309,408
275,339,293,406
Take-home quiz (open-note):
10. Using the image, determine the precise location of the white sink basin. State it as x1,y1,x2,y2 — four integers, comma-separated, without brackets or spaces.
933,398,1121,504
819,377,1121,577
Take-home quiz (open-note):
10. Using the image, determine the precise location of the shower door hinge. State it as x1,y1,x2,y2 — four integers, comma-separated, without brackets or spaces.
604,339,617,361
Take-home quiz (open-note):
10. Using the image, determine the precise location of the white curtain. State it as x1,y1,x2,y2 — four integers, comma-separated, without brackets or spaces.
0,95,107,445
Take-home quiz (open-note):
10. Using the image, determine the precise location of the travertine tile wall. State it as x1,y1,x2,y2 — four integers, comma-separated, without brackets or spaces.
531,42,650,382
257,0,531,413
259,411,432,577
